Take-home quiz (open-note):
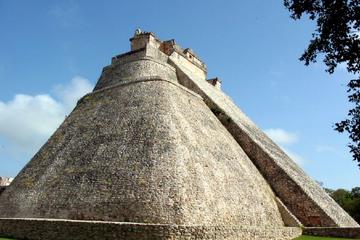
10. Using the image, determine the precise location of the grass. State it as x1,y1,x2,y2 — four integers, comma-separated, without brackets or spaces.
295,236,358,240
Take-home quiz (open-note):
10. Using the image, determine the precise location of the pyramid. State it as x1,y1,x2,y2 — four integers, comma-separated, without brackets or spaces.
0,30,358,240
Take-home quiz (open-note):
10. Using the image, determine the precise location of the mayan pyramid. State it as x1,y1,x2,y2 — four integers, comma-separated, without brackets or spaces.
0,30,359,240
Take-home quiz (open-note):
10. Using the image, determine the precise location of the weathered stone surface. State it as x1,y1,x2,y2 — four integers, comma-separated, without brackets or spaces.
95,48,174,91
303,227,360,238
0,74,285,227
0,187,5,195
168,50,359,228
275,197,302,227
0,218,302,240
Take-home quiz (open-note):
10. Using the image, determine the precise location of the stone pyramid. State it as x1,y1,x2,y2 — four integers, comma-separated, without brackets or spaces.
0,30,358,240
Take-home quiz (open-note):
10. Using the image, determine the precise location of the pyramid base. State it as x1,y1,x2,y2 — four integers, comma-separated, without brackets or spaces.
303,227,360,238
0,218,301,240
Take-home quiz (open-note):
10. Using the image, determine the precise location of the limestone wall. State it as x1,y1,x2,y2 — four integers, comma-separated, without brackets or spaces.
0,218,301,240
303,227,360,238
95,47,175,91
168,50,359,228
0,73,287,228
130,32,161,52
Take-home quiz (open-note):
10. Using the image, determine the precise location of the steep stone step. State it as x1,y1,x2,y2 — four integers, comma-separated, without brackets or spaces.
168,50,359,228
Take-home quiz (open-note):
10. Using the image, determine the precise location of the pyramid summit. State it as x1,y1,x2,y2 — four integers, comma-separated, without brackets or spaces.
0,30,358,240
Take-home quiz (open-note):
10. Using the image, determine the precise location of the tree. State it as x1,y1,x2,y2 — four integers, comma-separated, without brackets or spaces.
331,188,353,206
352,186,360,197
350,196,360,223
327,187,360,223
284,0,360,168
324,187,335,194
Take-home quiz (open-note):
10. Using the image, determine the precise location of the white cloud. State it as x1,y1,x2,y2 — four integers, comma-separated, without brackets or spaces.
264,128,305,165
54,76,93,111
282,147,306,165
316,145,336,153
0,77,93,153
264,128,298,145
0,94,64,151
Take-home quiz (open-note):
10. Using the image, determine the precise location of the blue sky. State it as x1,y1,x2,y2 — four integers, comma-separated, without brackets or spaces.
0,0,358,189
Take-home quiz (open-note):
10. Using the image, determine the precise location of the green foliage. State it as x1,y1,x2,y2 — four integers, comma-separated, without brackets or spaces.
284,0,360,168
351,186,360,197
326,187,360,224
331,189,352,206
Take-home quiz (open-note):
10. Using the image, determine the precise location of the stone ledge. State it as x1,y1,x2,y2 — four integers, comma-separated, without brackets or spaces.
303,227,360,239
79,76,203,107
112,56,176,72
0,218,301,240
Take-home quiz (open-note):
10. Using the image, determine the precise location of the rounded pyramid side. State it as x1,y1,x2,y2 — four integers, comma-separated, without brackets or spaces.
0,58,285,227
